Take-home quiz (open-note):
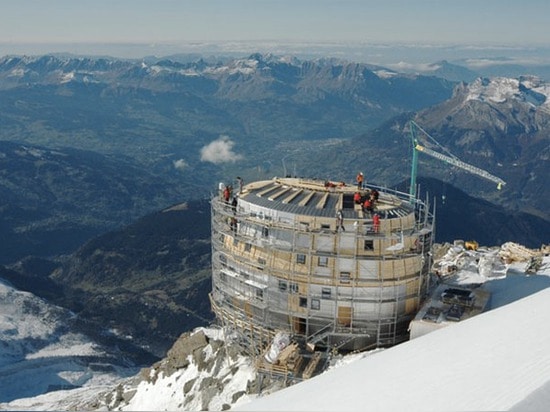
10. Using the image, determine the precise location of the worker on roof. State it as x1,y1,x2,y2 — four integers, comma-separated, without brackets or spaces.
363,198,373,214
371,189,379,201
356,172,364,190
369,191,377,204
236,176,243,194
336,210,345,232
223,185,231,203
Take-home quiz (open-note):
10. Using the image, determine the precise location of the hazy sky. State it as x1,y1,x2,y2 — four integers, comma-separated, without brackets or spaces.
1,0,549,57
0,0,550,62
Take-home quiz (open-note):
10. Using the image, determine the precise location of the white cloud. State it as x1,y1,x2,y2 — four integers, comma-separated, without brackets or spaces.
200,135,243,164
173,158,188,171
387,61,438,72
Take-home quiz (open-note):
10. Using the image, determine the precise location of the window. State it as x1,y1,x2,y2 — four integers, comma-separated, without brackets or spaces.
258,257,266,265
233,237,239,246
340,272,351,284
262,227,269,238
299,297,308,308
311,299,320,310
321,224,331,231
321,288,331,299
244,243,252,252
278,280,288,292
318,256,328,267
289,282,299,294
256,289,264,300
296,254,306,264
364,240,374,251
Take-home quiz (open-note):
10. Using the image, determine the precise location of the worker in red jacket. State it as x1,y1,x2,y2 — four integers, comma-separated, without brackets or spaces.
223,186,231,203
363,198,373,213
356,172,364,190
373,213,380,233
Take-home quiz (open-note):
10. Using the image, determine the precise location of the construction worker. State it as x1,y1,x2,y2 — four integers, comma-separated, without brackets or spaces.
236,176,243,194
230,216,237,232
356,172,364,190
369,191,377,205
363,198,373,214
353,191,362,204
373,213,380,233
223,185,231,203
336,210,345,232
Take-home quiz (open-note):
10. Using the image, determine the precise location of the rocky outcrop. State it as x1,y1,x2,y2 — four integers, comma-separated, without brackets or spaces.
99,327,263,411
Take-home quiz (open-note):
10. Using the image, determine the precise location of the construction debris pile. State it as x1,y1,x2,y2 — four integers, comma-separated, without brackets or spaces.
431,241,549,282
256,332,325,384
499,242,549,274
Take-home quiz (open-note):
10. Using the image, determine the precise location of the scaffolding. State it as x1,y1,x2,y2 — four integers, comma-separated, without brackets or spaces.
210,178,435,362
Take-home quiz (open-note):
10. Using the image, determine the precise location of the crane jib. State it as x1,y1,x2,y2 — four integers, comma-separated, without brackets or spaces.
408,121,506,198
414,144,506,186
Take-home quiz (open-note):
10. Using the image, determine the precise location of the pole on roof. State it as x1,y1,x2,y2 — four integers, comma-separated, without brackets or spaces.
409,122,419,200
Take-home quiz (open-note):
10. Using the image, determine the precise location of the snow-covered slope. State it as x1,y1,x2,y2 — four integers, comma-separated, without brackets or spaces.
0,278,138,407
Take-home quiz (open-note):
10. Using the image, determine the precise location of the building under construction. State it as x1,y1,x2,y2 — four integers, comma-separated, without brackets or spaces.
210,176,435,358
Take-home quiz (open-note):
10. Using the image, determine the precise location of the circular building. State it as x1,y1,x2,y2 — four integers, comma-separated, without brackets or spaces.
210,177,434,353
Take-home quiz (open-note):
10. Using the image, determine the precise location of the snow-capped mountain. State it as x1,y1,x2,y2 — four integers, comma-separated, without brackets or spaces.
409,75,550,220
0,277,139,407
2,241,548,411
465,76,550,109
417,75,550,135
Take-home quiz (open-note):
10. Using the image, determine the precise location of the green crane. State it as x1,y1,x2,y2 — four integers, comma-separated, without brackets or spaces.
409,120,506,199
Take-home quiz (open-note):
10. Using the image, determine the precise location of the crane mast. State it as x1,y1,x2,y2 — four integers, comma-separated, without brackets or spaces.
409,121,506,199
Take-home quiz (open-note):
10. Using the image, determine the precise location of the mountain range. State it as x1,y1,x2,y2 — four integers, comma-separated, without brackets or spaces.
0,52,548,388
0,54,455,154
0,54,547,231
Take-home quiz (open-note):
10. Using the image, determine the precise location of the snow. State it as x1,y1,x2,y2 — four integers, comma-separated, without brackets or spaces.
9,67,26,77
465,76,550,109
60,71,75,83
112,344,256,411
0,278,138,408
466,77,520,103
374,69,398,79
